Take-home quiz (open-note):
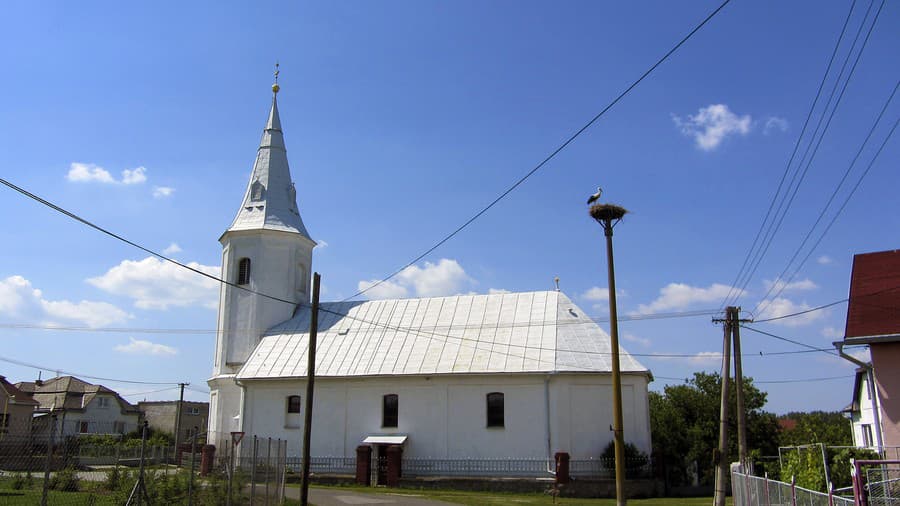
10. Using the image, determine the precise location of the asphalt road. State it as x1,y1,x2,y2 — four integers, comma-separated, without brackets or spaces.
288,487,462,506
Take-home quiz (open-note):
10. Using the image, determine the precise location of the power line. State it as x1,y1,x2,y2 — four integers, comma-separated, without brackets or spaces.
728,0,882,308
0,307,722,335
0,178,298,308
755,82,899,317
739,325,838,356
121,387,181,397
347,0,734,301
720,0,861,308
752,7,892,316
0,354,184,386
753,285,900,324
654,374,853,384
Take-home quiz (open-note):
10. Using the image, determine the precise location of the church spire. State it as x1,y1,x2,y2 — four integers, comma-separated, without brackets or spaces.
224,66,312,241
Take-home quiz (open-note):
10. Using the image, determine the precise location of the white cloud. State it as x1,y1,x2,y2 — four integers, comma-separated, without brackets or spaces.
114,337,177,356
756,297,825,326
817,255,833,265
358,259,474,300
67,163,115,183
152,186,175,198
763,278,818,293
88,257,221,310
821,326,843,339
121,167,147,185
582,287,609,302
636,283,740,314
66,162,150,185
488,288,511,295
162,243,182,255
623,333,651,348
672,104,752,151
356,279,409,300
0,275,130,328
764,116,789,135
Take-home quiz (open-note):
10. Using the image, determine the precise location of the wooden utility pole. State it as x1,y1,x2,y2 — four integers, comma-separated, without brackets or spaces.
712,308,733,506
589,201,628,506
174,382,187,452
300,272,321,506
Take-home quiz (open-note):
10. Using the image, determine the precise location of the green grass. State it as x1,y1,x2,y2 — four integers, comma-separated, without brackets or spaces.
307,484,732,506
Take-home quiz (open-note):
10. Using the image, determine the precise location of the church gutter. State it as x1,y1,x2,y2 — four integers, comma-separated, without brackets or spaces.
544,374,555,476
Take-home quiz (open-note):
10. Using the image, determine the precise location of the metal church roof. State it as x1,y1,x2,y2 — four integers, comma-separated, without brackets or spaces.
224,92,313,241
237,290,650,380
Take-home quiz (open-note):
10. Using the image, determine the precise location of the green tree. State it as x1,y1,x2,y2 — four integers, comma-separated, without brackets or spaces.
778,411,852,447
650,372,780,488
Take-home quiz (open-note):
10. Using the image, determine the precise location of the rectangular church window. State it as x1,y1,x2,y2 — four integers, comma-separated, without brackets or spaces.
486,392,504,428
383,394,398,428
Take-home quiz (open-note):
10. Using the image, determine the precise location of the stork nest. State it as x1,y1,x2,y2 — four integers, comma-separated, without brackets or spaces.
589,203,629,223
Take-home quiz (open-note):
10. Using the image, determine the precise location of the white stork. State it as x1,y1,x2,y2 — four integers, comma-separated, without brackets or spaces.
586,186,603,205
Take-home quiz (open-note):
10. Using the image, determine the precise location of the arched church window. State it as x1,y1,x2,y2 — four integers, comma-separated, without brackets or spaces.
486,392,504,428
287,395,301,414
237,258,251,285
382,394,398,428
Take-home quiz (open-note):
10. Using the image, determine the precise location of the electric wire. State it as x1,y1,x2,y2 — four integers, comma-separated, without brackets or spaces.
726,0,879,307
740,325,838,356
0,354,185,386
346,0,734,301
755,79,899,317
720,0,861,308
741,0,884,311
654,374,853,384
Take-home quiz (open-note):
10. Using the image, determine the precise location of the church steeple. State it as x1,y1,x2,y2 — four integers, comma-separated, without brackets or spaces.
225,67,312,241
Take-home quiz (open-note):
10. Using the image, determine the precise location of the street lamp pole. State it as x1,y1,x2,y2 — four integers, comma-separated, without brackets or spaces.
590,202,628,506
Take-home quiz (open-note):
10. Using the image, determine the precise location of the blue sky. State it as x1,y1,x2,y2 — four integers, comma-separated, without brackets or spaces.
0,1,897,413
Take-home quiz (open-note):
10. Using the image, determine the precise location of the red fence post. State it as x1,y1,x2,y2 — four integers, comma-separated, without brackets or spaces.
386,445,402,487
356,445,372,486
554,452,570,485
199,444,216,477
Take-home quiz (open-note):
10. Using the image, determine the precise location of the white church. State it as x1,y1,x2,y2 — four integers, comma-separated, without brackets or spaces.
207,80,653,472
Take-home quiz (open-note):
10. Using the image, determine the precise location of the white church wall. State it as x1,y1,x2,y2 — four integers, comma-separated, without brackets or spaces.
238,372,652,461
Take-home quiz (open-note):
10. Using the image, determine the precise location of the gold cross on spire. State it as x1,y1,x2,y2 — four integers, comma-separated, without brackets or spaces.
272,62,280,95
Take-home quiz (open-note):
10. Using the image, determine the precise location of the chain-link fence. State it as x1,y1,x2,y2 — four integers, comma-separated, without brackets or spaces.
864,463,900,506
0,415,291,505
732,466,855,506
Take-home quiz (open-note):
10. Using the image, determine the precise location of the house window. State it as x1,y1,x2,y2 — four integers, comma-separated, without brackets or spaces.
80,421,90,433
0,413,8,433
188,407,201,416
383,394,398,428
862,424,874,447
97,397,110,408
486,392,505,428
114,421,125,434
237,258,251,285
285,395,301,428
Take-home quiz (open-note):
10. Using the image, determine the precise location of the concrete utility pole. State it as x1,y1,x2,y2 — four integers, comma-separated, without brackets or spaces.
731,308,748,470
712,308,733,506
589,199,628,506
300,272,321,506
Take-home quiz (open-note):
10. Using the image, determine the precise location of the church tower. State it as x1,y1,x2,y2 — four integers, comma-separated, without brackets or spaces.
208,71,315,438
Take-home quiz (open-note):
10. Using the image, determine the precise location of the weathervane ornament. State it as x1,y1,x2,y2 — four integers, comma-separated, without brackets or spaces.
272,62,280,94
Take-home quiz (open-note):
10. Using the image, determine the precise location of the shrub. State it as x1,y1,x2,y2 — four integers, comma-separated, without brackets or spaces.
601,441,651,478
49,466,80,492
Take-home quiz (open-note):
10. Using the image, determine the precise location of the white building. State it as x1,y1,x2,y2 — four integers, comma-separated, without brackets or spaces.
845,367,883,451
208,80,653,468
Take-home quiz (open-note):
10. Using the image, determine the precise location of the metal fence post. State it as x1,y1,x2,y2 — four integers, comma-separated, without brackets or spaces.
250,435,258,505
188,432,197,506
280,440,287,505
791,475,797,506
40,414,57,506
265,437,272,506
